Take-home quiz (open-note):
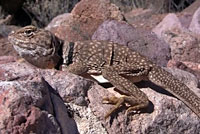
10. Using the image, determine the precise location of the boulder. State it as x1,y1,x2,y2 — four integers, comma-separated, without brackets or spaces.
0,57,79,134
164,28,200,63
168,59,200,81
0,25,19,57
92,20,170,66
46,0,124,42
189,7,200,35
152,13,182,38
1,56,200,134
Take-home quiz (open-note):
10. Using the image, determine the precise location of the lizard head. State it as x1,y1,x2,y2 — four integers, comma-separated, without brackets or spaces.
8,25,63,69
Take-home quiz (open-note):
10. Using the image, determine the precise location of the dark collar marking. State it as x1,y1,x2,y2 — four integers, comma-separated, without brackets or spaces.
66,42,75,65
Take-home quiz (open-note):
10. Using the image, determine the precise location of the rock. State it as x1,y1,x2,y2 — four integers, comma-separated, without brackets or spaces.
178,12,193,28
165,67,199,88
168,59,200,81
0,25,20,57
88,68,200,134
182,0,200,15
45,13,70,31
41,69,94,106
0,37,19,57
110,0,136,12
124,8,166,30
0,58,79,134
163,28,200,63
45,13,74,40
69,102,108,134
0,56,106,134
189,7,200,35
0,25,19,38
0,56,17,64
152,13,183,38
0,56,200,133
46,0,124,42
92,20,170,66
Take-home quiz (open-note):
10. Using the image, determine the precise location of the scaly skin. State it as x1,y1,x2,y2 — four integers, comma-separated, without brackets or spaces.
8,25,200,119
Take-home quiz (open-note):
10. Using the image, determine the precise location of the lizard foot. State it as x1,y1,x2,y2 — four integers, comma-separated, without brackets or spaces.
103,95,149,119
103,96,125,119
102,96,120,104
16,58,26,63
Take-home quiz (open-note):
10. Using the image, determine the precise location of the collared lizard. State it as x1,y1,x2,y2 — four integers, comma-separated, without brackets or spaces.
8,25,200,119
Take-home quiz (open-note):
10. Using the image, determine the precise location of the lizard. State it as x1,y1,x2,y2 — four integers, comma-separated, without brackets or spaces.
8,25,200,119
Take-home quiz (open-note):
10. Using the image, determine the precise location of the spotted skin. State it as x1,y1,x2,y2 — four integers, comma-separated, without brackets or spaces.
8,26,200,119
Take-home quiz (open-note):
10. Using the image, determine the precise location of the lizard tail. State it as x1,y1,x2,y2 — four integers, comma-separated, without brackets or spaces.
148,66,200,118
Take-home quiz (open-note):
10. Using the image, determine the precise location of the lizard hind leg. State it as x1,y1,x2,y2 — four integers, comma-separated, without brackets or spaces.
102,67,149,119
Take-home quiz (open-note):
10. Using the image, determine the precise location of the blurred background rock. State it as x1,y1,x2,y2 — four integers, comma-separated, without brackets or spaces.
0,0,197,27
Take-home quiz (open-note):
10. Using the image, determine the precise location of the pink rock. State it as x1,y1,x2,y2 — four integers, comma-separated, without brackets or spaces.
0,61,78,134
0,37,19,57
168,59,200,81
178,12,193,28
164,28,200,63
189,7,200,35
0,56,17,64
1,57,200,133
152,13,182,38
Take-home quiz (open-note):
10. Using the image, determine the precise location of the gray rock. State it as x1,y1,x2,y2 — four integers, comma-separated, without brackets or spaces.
92,20,171,66
41,69,93,106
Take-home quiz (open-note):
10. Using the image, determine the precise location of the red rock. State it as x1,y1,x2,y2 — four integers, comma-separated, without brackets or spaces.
46,0,124,42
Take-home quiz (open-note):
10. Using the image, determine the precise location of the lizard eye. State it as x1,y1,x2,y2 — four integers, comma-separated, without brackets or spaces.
24,29,34,37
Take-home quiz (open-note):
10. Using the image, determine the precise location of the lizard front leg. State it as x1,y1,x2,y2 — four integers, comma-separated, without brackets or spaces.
101,66,149,119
